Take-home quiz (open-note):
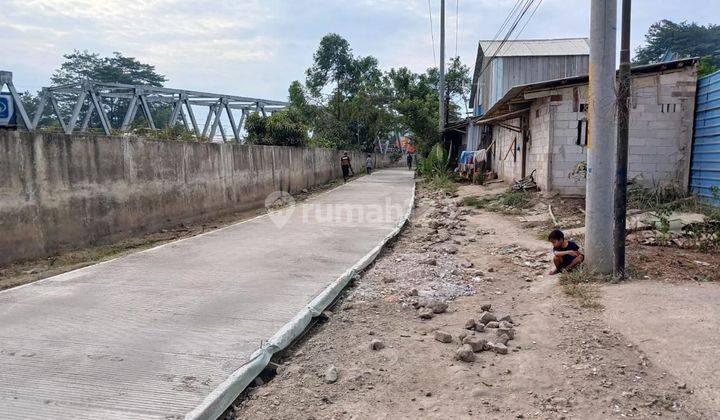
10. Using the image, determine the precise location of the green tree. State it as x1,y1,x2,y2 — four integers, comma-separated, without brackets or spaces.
30,50,168,132
51,50,167,86
698,55,720,77
301,34,393,151
245,110,308,147
634,20,720,70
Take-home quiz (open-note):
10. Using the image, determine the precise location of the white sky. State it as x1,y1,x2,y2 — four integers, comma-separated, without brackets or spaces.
4,0,719,101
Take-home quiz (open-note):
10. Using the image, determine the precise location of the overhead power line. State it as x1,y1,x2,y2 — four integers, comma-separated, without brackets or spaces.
427,0,437,66
479,0,541,79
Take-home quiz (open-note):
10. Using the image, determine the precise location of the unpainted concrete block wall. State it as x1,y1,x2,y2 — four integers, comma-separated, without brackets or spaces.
488,66,696,196
0,132,391,264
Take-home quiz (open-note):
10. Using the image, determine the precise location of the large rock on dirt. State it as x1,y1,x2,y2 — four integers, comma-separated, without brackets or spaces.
455,344,476,362
324,365,339,383
478,311,497,324
462,336,487,352
480,303,492,311
486,321,500,329
427,300,448,314
474,323,486,332
491,342,508,355
464,319,476,330
498,320,514,330
497,327,515,340
434,330,453,343
369,339,385,351
496,333,511,345
498,315,514,324
418,307,434,319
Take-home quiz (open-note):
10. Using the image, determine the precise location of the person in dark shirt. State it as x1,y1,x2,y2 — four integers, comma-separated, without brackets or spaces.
406,153,413,170
548,229,584,275
340,152,353,182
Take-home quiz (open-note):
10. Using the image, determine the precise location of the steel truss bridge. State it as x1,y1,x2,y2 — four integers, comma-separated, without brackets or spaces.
1,70,288,142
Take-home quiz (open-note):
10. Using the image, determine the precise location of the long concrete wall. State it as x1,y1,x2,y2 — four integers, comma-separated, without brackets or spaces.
0,131,390,264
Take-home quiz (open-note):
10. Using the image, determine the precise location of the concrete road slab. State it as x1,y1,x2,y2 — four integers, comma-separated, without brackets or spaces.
602,280,720,416
0,169,415,419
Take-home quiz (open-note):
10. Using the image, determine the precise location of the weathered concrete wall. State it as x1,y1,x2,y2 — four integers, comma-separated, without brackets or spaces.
0,132,390,264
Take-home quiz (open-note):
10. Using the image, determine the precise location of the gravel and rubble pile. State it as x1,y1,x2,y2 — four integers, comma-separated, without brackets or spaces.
347,188,477,303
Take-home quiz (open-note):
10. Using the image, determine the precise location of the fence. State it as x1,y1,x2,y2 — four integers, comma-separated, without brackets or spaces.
691,69,720,205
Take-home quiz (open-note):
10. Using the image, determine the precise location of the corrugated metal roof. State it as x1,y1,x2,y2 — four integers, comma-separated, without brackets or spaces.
479,38,590,57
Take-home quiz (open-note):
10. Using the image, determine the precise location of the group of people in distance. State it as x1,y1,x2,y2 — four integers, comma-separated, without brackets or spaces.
339,151,414,183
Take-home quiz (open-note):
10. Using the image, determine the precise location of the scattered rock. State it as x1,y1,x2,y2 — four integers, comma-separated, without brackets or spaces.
460,260,474,268
498,320,514,329
369,339,385,351
253,377,264,386
418,308,434,319
498,315,514,324
444,245,458,254
488,267,495,273
434,330,453,343
24,268,42,275
341,303,354,311
301,188,309,193
480,303,492,311
422,258,437,266
427,300,448,314
474,323,486,333
463,336,487,352
464,319,476,330
407,288,419,297
486,321,500,329
455,344,476,362
496,334,511,345
324,365,339,383
497,327,515,340
381,276,395,284
491,342,508,355
478,311,497,324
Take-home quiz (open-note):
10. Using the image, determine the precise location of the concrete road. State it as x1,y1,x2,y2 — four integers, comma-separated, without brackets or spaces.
0,169,414,420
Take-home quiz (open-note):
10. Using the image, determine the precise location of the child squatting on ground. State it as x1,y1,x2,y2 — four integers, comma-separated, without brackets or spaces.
548,229,584,275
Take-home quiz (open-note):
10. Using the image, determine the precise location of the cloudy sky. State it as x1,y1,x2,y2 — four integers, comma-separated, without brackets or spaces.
4,0,718,101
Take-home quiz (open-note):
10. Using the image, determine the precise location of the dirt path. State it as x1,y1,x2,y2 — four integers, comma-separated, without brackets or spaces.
233,183,712,419
602,281,720,416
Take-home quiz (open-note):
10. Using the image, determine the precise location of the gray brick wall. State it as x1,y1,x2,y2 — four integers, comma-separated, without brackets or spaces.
488,65,697,196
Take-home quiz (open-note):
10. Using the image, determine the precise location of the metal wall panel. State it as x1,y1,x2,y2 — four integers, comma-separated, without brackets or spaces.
691,70,720,205
480,55,589,113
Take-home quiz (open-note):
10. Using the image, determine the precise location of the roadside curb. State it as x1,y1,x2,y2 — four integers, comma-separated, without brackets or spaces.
186,179,416,420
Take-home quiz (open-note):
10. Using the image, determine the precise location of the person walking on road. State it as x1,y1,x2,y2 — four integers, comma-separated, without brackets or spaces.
406,153,413,171
365,154,373,175
341,152,353,182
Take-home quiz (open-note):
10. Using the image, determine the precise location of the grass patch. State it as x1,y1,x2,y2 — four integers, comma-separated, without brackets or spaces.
558,266,609,309
627,183,720,252
427,174,459,194
461,189,533,214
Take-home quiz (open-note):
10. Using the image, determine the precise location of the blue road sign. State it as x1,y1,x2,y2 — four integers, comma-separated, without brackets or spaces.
0,97,9,118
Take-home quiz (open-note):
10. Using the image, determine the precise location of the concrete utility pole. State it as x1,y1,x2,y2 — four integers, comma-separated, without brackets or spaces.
585,0,617,274
614,0,632,278
438,0,446,132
